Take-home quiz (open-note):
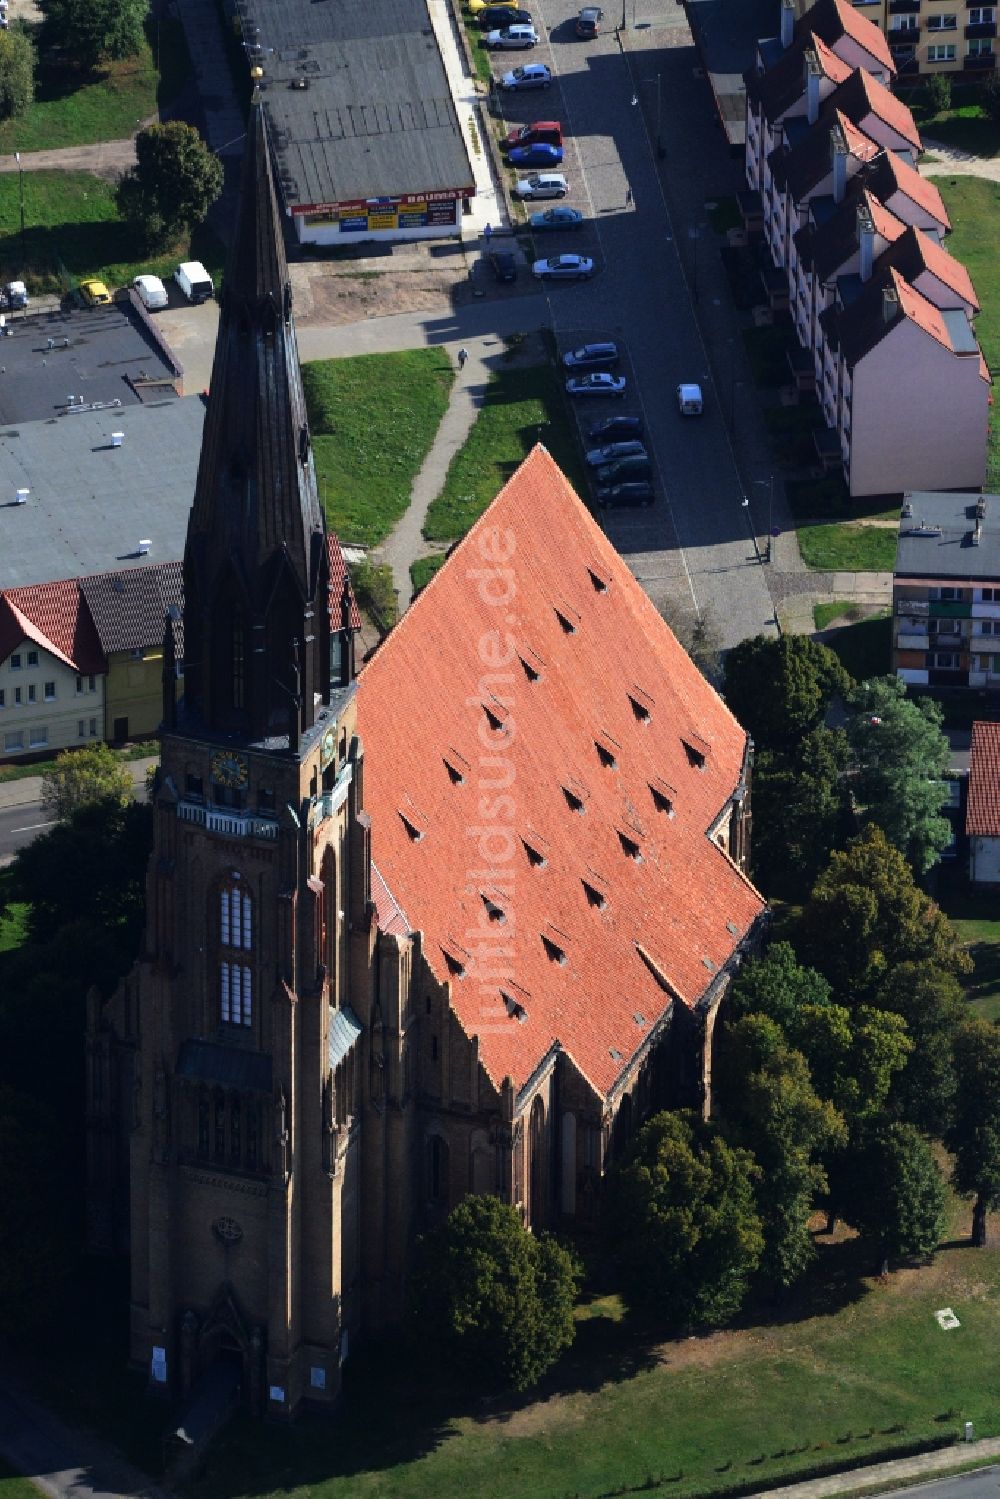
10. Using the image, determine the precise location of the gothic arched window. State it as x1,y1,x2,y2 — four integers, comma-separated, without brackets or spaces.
218,881,253,1028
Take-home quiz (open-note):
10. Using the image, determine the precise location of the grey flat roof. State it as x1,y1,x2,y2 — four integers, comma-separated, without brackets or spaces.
236,0,473,206
0,303,181,426
895,492,1000,581
0,397,204,589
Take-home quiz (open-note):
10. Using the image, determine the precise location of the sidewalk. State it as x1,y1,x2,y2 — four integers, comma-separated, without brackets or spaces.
755,1439,1000,1499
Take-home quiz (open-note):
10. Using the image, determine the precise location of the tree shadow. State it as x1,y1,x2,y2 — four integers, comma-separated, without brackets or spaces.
736,1229,873,1331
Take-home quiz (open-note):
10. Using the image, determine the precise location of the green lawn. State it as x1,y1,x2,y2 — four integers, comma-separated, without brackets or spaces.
190,1200,1000,1499
936,876,1000,1022
796,520,899,572
423,363,584,543
813,600,865,631
301,350,454,549
0,23,189,154
0,1463,41,1499
410,553,448,596
910,97,1000,159
0,900,30,954
935,179,1000,487
822,613,892,681
0,169,225,294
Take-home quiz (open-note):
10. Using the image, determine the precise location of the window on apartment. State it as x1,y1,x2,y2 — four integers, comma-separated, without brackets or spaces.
968,37,994,54
26,649,37,667
88,718,97,737
969,7,995,22
77,721,85,738
927,13,957,28
75,676,83,694
88,674,96,692
43,681,55,701
934,652,958,668
928,41,958,58
4,731,23,751
14,688,21,705
29,727,47,749
890,14,917,28
0,690,4,708
10,654,20,671
979,621,998,635
27,685,35,704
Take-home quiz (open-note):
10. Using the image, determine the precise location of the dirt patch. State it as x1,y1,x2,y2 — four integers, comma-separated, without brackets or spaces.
473,1388,591,1437
291,261,475,327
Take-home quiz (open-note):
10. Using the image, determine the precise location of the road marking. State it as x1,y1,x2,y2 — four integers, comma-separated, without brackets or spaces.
10,820,56,834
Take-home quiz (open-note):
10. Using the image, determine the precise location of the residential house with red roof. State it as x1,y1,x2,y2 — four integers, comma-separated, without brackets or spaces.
791,185,905,351
356,444,765,1229
0,579,105,759
791,0,998,81
967,721,1000,883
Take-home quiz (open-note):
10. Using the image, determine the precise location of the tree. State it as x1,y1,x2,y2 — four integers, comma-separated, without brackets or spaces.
0,1087,71,1331
717,1016,845,1288
722,635,851,755
750,727,850,898
948,1019,1000,1246
659,598,722,682
116,121,223,250
40,0,147,69
849,1123,947,1273
982,69,1000,126
880,962,964,1137
921,73,952,114
408,1195,579,1392
41,743,132,822
727,942,834,1033
843,676,952,874
603,1111,763,1328
795,827,971,1005
0,28,35,122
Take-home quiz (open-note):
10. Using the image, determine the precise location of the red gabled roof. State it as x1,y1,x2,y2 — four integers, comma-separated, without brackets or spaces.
0,578,105,674
967,721,1000,837
804,0,895,74
830,68,922,153
901,224,978,311
812,32,853,87
882,152,952,230
355,447,765,1098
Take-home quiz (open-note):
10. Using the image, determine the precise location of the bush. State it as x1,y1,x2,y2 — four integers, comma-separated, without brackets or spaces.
116,121,223,250
0,27,35,121
921,74,952,115
982,70,1000,125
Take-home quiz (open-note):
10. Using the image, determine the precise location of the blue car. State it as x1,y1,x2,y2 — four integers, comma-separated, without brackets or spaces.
508,141,564,168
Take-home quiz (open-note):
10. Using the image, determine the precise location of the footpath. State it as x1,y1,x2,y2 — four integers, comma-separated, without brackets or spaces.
754,1439,1000,1499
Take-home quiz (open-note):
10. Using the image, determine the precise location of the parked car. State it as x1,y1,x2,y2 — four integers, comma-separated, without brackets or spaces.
593,453,652,483
485,23,538,46
562,341,619,370
576,5,602,35
566,372,626,398
509,142,564,167
595,480,654,508
513,172,567,200
587,413,643,441
503,120,563,150
677,382,704,415
174,260,215,303
2,280,27,310
585,439,647,468
476,4,530,24
529,205,583,230
489,250,518,283
132,274,168,311
479,5,531,26
80,279,112,307
500,63,552,89
533,253,594,281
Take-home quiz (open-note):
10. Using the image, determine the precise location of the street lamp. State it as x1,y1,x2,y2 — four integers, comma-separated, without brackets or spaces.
754,477,775,563
14,152,24,268
740,495,764,566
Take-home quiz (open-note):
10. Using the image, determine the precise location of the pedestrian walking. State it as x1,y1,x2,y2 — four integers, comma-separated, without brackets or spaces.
625,186,633,207
457,346,469,371
484,222,493,242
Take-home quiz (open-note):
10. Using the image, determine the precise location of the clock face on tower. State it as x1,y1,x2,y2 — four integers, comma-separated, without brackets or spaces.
210,749,249,789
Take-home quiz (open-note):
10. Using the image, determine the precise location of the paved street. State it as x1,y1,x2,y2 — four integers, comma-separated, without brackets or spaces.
0,761,153,865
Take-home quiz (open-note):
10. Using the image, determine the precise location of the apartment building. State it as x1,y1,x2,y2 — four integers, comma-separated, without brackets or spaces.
894,492,1000,689
794,0,997,80
0,580,105,760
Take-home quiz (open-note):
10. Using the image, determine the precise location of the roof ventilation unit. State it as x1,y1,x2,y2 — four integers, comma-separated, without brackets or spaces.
111,431,124,448
138,538,151,555
13,487,27,504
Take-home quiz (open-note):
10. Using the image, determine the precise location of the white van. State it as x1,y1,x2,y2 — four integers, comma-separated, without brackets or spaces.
676,382,704,416
133,274,169,311
174,261,214,303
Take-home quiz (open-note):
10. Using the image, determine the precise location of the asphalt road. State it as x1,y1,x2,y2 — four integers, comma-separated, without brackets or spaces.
886,1467,1000,1499
0,763,151,864
488,5,780,644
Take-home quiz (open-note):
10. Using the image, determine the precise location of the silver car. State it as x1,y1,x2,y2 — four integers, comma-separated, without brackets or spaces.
532,253,595,280
513,173,568,200
485,22,538,45
585,439,648,468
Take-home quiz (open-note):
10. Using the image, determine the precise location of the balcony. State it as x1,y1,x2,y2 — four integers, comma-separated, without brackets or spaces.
964,47,996,63
890,25,921,39
966,20,997,34
176,800,279,841
889,0,920,11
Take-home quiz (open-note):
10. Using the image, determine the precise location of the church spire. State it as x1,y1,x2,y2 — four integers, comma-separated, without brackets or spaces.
182,103,331,744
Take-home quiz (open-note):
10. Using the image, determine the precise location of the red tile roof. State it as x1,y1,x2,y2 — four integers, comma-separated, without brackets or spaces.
802,0,895,74
355,448,765,1097
0,578,105,674
886,224,979,312
812,32,853,87
880,151,951,230
868,190,906,245
327,534,362,631
967,721,1000,837
829,68,922,153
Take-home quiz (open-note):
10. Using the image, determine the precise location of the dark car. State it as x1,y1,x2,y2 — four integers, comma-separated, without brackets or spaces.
576,4,602,35
508,142,564,167
585,439,647,468
586,414,643,442
593,453,652,484
489,250,517,283
479,5,531,26
595,480,654,507
562,341,619,371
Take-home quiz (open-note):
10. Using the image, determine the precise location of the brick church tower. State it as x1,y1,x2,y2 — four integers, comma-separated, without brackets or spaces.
86,106,386,1418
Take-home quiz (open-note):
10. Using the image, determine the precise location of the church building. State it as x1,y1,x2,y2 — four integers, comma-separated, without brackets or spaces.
85,106,766,1422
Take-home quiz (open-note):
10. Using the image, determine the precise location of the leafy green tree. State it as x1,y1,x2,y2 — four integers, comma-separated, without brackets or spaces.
844,677,952,874
116,121,223,249
751,727,850,898
727,942,834,1033
0,1087,71,1331
722,635,851,754
948,1020,1000,1246
849,1123,947,1273
408,1195,579,1392
880,962,964,1136
982,69,1000,125
41,743,132,822
921,73,951,114
40,0,147,68
717,1016,845,1288
0,27,35,121
604,1111,763,1328
796,827,971,1004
